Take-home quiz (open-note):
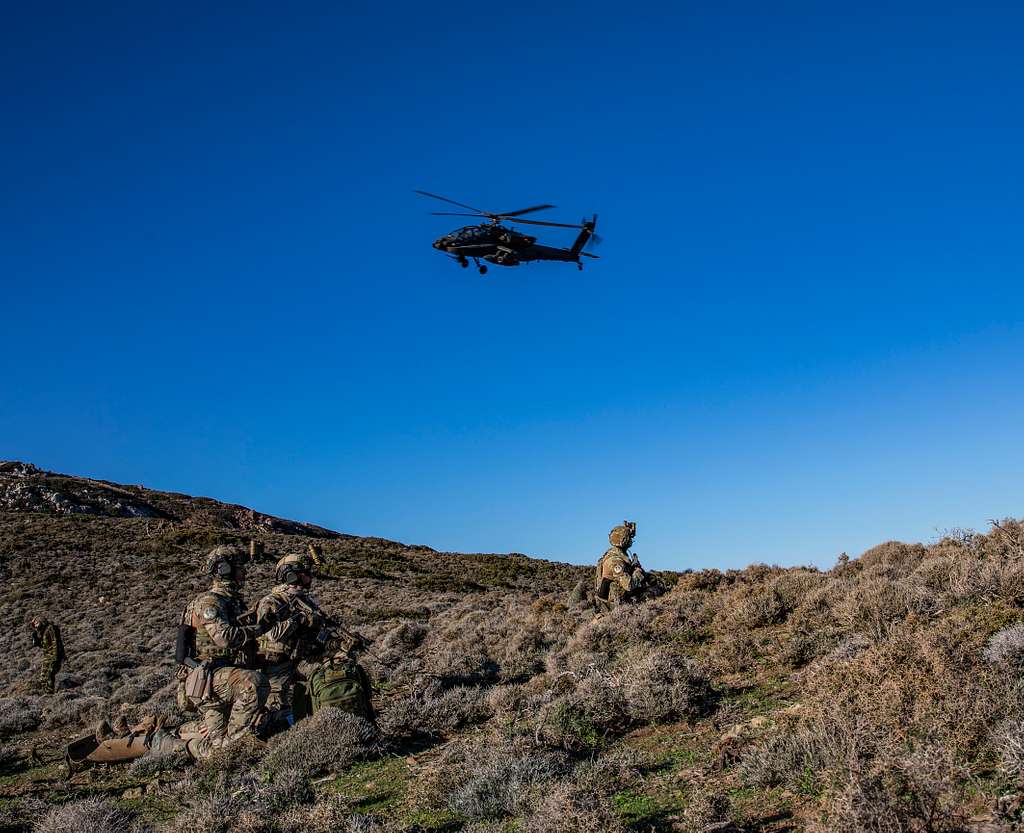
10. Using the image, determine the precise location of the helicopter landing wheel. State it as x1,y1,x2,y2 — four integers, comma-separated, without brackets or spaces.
577,262,583,271
478,265,488,275
457,257,469,268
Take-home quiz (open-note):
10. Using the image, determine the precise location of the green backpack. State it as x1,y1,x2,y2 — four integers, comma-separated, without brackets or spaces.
301,658,374,722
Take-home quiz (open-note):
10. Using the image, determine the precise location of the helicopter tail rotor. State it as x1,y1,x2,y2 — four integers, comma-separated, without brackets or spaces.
584,214,602,249
570,214,599,258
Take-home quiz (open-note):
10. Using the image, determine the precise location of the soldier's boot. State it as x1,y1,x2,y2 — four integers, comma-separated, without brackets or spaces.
129,714,161,736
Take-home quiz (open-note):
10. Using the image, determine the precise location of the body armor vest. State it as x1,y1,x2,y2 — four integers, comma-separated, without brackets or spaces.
187,590,244,661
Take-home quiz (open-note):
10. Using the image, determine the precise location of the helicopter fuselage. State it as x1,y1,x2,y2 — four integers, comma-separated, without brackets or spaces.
432,222,594,268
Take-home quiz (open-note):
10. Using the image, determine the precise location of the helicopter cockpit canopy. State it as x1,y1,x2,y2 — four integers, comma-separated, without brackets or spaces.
448,226,494,243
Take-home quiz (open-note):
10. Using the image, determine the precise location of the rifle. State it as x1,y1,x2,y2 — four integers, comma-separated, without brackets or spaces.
283,594,373,661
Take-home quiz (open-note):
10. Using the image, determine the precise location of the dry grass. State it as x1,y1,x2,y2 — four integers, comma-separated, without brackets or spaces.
6,464,1024,832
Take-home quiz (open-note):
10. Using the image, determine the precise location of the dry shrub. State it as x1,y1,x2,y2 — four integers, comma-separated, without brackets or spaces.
40,693,108,729
858,541,928,572
379,683,492,738
499,622,546,681
5,797,48,832
567,746,646,822
447,750,565,820
707,625,762,675
194,735,267,778
620,648,714,723
672,568,727,594
524,781,626,833
816,743,970,833
720,583,791,630
550,604,661,675
262,708,380,778
740,715,839,789
278,802,385,833
994,718,1024,779
650,589,714,638
128,745,191,778
804,614,1003,760
984,622,1024,666
538,660,688,752
0,697,40,736
378,620,427,654
170,769,313,833
549,671,627,747
833,572,936,643
33,796,135,833
681,789,731,832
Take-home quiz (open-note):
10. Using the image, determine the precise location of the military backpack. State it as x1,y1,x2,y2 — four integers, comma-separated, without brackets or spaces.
304,658,374,721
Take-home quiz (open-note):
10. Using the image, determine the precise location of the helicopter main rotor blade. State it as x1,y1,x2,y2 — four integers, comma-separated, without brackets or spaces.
506,217,585,229
496,204,556,218
430,212,488,218
414,190,490,215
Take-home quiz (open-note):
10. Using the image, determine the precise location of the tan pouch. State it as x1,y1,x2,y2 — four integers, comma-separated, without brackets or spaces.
184,663,214,702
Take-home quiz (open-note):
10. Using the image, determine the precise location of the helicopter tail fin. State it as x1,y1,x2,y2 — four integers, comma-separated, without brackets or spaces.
570,215,598,257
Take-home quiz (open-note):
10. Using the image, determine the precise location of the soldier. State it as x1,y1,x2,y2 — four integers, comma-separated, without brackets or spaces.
29,616,63,693
595,520,648,609
164,545,274,760
256,552,373,728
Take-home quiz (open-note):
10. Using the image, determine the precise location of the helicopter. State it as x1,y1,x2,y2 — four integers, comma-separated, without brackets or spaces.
415,190,600,275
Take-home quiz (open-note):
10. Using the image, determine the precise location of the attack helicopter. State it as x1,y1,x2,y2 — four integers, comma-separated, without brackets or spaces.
415,190,600,275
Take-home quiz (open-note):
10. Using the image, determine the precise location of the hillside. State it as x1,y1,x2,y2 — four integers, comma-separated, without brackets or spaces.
1,463,1023,833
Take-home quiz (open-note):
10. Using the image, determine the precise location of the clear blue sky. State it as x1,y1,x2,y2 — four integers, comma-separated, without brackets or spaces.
3,2,1023,571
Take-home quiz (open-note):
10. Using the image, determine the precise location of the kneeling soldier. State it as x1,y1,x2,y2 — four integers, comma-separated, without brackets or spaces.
170,545,274,759
595,521,648,609
257,552,373,727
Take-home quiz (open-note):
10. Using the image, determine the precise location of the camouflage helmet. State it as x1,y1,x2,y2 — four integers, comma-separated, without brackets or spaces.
276,552,313,585
609,521,636,549
205,545,248,578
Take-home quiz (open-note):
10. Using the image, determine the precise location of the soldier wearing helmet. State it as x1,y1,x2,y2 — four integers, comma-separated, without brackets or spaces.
169,545,271,759
595,521,646,609
255,551,372,727
29,616,63,694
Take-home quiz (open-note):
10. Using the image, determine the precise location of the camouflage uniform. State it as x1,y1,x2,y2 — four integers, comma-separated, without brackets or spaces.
256,580,309,725
30,618,63,694
176,546,269,760
256,553,364,727
595,521,644,609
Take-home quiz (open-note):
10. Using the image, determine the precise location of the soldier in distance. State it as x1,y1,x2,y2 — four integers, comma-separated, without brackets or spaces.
29,616,63,694
595,521,650,609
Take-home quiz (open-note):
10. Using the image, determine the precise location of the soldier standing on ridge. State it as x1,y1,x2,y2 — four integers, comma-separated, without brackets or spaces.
29,616,63,694
595,521,648,609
